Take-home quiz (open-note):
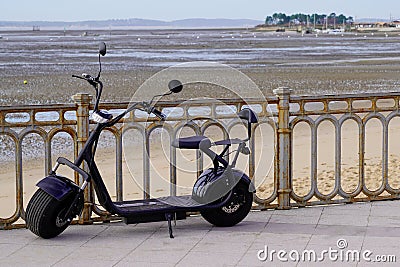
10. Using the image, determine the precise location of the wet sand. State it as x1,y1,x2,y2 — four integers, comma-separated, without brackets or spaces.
1,29,400,105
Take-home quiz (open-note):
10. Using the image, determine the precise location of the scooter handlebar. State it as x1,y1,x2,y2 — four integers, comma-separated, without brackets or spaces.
72,73,98,87
72,74,86,80
56,157,90,181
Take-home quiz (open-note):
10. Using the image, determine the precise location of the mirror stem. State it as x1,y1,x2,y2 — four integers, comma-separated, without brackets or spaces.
97,54,102,79
149,91,172,106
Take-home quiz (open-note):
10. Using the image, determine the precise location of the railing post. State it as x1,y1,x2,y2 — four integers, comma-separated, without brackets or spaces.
273,87,292,209
72,93,93,224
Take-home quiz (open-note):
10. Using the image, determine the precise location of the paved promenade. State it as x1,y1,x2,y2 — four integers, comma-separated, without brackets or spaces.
1,200,400,266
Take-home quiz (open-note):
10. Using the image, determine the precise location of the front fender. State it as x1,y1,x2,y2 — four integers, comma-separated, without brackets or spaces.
36,175,79,201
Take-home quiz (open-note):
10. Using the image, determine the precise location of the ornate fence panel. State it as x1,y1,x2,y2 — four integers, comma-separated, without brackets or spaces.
1,90,400,229
0,103,78,228
287,91,400,207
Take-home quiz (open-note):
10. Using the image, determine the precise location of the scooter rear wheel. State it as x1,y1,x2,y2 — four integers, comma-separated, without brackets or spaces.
26,189,74,239
200,182,253,227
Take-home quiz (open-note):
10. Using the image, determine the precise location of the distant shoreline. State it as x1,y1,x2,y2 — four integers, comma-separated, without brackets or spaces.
0,26,254,32
0,18,263,31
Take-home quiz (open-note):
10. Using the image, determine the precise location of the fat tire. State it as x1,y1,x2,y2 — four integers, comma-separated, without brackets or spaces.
201,182,253,227
26,189,73,239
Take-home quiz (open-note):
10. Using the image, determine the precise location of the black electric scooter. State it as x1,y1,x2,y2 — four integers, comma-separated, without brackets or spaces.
25,42,258,239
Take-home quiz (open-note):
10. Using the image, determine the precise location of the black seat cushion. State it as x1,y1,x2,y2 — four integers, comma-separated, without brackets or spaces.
172,136,211,149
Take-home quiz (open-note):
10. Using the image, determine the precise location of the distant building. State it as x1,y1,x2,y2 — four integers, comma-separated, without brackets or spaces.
375,22,390,28
355,21,399,30
355,23,376,28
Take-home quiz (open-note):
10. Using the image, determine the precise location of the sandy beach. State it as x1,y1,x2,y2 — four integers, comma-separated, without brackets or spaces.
2,29,400,220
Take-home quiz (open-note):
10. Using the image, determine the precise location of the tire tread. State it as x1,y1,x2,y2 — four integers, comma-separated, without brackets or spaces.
26,189,72,239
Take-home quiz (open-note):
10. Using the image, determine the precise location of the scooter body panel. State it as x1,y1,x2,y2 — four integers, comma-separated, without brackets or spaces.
36,175,79,201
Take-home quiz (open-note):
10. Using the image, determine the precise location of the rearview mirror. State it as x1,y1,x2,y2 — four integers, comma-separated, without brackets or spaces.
238,108,258,123
238,108,258,140
168,80,183,93
99,42,106,56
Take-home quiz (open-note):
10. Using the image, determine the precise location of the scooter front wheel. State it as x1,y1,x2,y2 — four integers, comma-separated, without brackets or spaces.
26,189,74,239
200,182,253,227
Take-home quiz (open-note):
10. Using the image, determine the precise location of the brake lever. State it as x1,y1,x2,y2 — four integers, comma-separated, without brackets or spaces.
72,74,98,87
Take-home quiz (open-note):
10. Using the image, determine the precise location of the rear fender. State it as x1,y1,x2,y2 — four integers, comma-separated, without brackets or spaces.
192,168,255,204
36,175,79,201
232,170,256,193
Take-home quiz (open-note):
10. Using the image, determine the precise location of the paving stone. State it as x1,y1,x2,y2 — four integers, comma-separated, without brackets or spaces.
363,236,400,250
56,258,119,267
366,225,400,237
318,214,369,227
253,232,311,247
123,247,189,264
368,215,400,227
307,235,364,249
315,224,366,236
177,251,244,267
269,214,320,225
264,222,316,235
273,206,324,216
0,243,25,259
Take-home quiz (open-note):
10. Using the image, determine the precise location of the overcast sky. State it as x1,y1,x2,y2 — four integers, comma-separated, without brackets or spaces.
1,0,398,22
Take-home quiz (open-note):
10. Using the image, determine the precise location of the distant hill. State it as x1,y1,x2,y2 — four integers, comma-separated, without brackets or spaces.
170,18,260,27
0,18,263,29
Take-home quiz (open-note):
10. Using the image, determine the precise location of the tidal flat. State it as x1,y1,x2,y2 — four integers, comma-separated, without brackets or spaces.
1,29,400,105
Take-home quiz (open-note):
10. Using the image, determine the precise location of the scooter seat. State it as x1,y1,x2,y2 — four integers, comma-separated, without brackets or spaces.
172,135,211,149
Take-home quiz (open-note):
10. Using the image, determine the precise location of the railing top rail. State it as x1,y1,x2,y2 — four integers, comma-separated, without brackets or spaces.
3,91,400,111
2,91,400,127
98,97,276,108
0,103,76,111
0,104,78,128
289,91,400,102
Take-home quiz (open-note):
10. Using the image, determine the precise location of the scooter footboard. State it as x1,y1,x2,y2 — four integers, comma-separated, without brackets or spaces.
36,175,79,201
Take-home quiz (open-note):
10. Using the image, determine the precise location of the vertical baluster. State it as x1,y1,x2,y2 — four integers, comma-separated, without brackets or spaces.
72,93,93,224
273,87,292,209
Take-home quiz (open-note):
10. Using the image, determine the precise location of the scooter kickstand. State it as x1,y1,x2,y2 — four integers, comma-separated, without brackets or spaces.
165,213,174,238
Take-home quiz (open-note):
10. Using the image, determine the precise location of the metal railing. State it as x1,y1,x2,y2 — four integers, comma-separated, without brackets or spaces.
1,88,400,229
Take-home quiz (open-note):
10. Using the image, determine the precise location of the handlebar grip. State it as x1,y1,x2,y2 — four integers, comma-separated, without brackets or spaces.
56,157,90,181
82,73,92,79
151,107,166,120
72,73,97,87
